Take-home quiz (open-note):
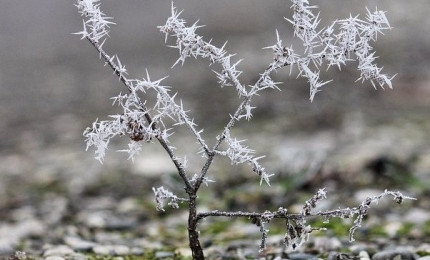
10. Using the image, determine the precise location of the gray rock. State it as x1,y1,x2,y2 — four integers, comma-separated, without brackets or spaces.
359,251,371,260
92,245,130,256
92,245,113,255
155,251,174,259
287,253,319,260
416,257,430,260
45,257,65,260
0,239,14,255
404,208,430,225
113,245,131,256
372,249,416,260
79,211,137,230
43,245,75,257
313,237,342,252
40,196,68,225
131,247,145,255
327,252,352,260
64,236,97,251
69,253,88,260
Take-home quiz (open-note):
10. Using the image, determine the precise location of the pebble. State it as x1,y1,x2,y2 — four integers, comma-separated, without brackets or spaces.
416,244,430,255
371,249,417,260
40,196,68,225
175,247,192,258
80,211,137,230
287,252,319,260
92,245,130,256
69,253,87,260
112,245,131,255
92,245,112,255
155,251,174,259
384,221,403,237
359,251,371,260
327,252,347,260
313,237,342,252
43,245,74,257
131,247,145,255
64,236,97,251
0,239,14,255
404,209,430,225
45,256,65,260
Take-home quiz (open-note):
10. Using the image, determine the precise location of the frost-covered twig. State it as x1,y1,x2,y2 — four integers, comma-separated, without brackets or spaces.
159,3,247,97
75,0,194,191
153,186,189,211
197,189,414,251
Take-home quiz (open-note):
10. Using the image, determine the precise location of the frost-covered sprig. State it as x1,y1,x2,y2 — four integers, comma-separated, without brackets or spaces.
76,0,209,162
197,189,414,252
75,0,198,193
84,92,159,163
215,129,274,185
148,78,210,155
159,4,247,97
270,0,395,101
84,85,156,162
190,173,215,187
315,189,416,242
302,188,327,216
152,186,188,211
75,0,114,43
287,0,321,54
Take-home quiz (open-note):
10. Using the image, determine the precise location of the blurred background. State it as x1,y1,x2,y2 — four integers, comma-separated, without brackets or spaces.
0,0,429,257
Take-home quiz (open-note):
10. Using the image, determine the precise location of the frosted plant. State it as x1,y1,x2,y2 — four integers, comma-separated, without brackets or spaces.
75,1,413,259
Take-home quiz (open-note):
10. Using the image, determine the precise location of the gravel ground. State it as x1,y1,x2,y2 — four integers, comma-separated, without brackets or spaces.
0,116,429,260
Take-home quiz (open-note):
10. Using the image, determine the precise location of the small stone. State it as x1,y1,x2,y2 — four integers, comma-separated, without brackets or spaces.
327,252,357,260
371,249,416,260
287,253,319,260
350,244,377,256
131,247,144,255
0,239,14,255
384,222,403,237
84,213,106,228
69,253,87,260
40,196,68,225
64,236,97,251
43,245,74,257
92,245,130,256
104,216,137,230
241,247,259,259
117,198,140,213
326,252,339,260
45,257,65,260
133,238,163,250
93,245,112,255
155,251,174,259
416,243,430,255
175,248,192,258
404,209,430,225
359,251,370,260
113,245,130,255
313,237,342,252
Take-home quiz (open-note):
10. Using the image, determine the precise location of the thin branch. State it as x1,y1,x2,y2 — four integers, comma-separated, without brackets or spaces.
85,36,194,192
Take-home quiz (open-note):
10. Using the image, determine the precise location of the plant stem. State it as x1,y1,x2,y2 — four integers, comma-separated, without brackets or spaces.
187,194,205,260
